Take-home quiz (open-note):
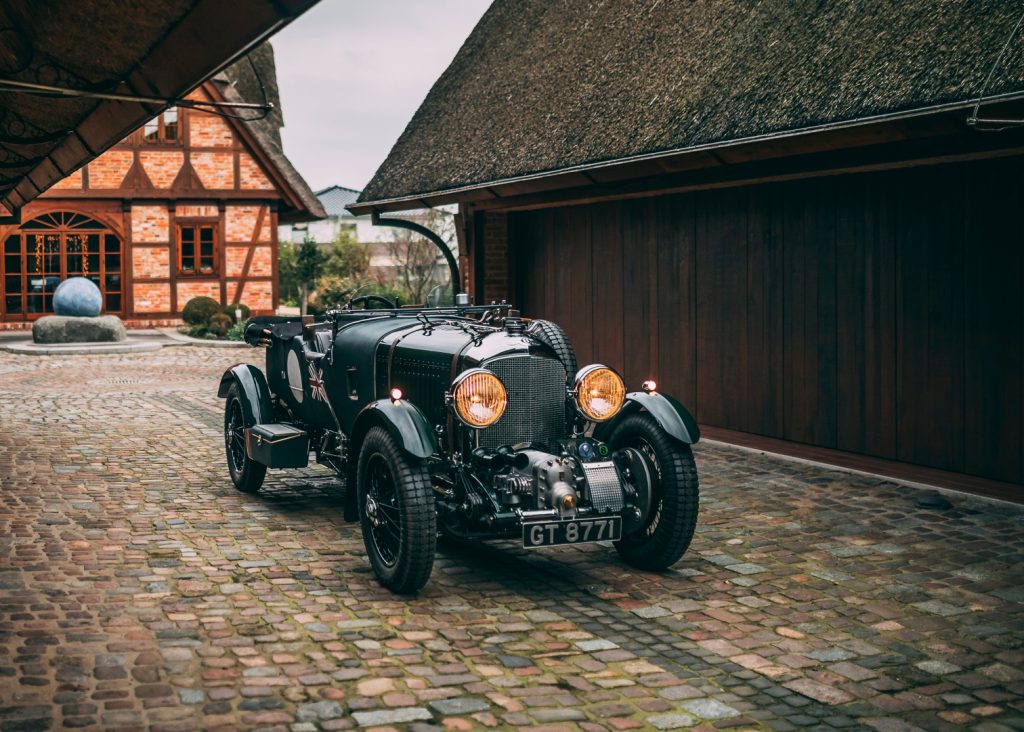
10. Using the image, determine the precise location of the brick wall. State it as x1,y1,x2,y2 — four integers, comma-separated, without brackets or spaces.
130,204,171,314
482,212,509,304
189,113,234,147
239,153,273,189
0,80,291,325
131,206,169,243
191,152,234,189
133,283,171,313
177,281,221,304
132,247,170,279
88,150,133,188
226,246,273,278
225,206,266,243
140,151,183,188
50,169,82,191
237,280,273,311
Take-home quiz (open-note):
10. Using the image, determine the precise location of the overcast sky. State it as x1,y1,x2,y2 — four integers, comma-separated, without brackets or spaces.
271,0,491,194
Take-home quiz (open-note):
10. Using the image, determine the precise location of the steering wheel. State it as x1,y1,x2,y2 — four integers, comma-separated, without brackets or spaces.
346,294,397,310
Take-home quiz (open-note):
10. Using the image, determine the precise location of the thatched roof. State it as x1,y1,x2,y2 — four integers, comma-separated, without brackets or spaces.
356,0,1024,208
215,44,325,222
0,0,318,219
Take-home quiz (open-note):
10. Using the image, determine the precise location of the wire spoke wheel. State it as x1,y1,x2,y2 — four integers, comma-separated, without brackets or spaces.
356,427,436,593
365,455,401,567
222,383,265,493
225,399,247,474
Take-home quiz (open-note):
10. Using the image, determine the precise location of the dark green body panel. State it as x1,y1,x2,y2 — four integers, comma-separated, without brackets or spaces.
328,317,422,432
218,364,273,426
595,391,701,445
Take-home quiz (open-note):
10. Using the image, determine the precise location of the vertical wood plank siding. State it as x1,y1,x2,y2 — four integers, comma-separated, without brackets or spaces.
508,157,1023,489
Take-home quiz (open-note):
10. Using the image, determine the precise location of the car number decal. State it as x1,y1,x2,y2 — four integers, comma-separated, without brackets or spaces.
308,362,328,402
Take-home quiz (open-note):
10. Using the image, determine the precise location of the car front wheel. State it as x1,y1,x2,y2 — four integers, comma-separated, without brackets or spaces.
356,427,436,593
610,412,699,570
224,383,266,493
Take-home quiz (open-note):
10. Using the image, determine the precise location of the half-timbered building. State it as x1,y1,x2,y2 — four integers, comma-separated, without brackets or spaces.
351,0,1024,501
0,44,323,327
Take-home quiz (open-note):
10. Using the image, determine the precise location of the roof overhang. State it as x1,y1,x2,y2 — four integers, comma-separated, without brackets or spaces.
347,93,1024,215
0,0,320,223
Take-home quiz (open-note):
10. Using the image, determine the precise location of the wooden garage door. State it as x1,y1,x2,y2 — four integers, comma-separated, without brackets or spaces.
510,156,1023,489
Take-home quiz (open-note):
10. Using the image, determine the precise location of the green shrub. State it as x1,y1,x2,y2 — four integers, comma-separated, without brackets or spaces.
208,312,233,338
371,285,406,308
313,279,405,311
227,318,248,342
222,303,251,323
313,275,364,310
182,296,221,325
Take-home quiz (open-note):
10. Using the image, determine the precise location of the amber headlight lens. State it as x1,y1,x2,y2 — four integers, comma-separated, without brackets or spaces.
575,365,626,422
451,369,508,428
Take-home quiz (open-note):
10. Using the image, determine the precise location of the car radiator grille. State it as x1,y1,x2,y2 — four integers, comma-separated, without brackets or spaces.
481,355,567,448
582,461,625,513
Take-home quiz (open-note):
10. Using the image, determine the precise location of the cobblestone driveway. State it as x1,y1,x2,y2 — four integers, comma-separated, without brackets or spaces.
1,347,1022,732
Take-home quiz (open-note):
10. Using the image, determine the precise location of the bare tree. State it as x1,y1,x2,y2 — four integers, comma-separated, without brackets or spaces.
379,209,457,305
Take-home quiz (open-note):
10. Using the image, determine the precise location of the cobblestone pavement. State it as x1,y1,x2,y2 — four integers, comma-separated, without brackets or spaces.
1,348,1023,732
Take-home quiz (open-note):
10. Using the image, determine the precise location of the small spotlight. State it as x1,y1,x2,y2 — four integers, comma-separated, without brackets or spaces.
390,387,403,402
641,379,657,394
562,494,576,510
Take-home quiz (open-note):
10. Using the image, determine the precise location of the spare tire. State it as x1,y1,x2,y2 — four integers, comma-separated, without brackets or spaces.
527,319,577,381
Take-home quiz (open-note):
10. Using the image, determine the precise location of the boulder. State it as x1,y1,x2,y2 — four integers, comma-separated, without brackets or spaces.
32,315,127,344
53,277,102,317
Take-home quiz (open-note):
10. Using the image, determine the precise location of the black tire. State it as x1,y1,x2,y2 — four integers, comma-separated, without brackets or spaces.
610,412,698,570
356,427,436,593
527,319,577,380
224,383,266,493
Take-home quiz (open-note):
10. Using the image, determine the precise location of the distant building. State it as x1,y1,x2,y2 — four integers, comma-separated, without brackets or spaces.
281,185,375,245
279,185,436,280
280,184,430,244
0,43,323,327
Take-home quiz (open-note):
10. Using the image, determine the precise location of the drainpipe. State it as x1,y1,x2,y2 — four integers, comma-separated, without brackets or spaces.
371,210,461,298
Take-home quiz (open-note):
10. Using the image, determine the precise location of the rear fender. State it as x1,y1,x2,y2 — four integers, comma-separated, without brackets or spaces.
595,391,700,445
218,364,273,426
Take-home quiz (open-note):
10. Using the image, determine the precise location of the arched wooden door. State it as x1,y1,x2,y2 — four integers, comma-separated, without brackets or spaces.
2,212,124,320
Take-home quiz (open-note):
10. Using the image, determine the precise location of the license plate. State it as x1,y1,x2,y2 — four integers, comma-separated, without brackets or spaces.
522,517,622,548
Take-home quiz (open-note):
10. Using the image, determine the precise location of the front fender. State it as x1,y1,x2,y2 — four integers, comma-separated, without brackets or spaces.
351,399,439,460
217,364,273,426
595,391,700,445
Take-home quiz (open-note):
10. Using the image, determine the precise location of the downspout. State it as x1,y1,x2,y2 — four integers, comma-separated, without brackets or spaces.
371,210,461,298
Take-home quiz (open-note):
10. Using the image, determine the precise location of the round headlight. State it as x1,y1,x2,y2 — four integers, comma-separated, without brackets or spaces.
451,368,508,428
574,365,626,422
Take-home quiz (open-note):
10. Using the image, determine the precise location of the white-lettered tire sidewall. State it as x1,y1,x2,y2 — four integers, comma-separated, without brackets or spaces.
610,412,699,570
356,426,436,594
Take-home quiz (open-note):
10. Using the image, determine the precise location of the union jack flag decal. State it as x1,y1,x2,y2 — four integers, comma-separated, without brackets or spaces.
308,362,328,402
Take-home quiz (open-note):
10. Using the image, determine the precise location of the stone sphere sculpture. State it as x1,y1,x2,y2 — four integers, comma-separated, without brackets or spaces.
53,277,102,317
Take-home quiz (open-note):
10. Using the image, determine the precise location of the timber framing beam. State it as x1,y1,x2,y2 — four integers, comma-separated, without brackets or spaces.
0,0,320,222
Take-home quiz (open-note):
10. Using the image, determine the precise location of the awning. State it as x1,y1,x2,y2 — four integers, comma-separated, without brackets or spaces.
0,0,320,222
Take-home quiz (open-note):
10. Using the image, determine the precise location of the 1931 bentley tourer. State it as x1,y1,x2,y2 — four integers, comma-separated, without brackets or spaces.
218,238,700,593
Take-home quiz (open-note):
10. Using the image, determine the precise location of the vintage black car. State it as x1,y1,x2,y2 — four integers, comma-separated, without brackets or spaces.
218,295,700,593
